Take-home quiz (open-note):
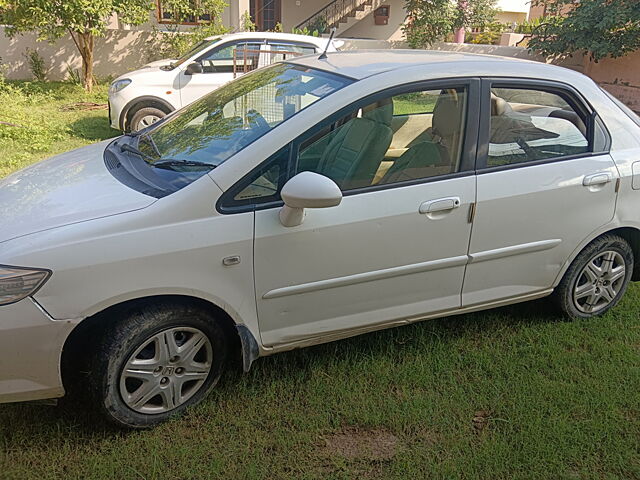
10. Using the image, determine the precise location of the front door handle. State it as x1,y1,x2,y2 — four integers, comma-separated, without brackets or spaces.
419,197,461,214
583,172,612,187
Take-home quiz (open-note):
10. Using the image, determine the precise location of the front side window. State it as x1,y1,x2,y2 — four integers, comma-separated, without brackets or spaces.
129,63,352,194
199,41,264,73
295,87,468,191
168,38,220,69
487,87,590,167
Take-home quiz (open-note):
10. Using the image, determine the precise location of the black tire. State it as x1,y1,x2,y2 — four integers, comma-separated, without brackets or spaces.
554,234,634,319
129,106,166,132
89,302,227,429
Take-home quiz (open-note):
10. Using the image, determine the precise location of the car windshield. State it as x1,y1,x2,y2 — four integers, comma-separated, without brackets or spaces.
170,37,221,69
133,63,352,193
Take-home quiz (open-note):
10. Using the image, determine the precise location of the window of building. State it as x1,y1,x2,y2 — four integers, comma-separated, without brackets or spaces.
157,0,215,25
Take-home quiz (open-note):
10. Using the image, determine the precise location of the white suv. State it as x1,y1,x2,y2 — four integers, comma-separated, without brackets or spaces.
108,32,340,132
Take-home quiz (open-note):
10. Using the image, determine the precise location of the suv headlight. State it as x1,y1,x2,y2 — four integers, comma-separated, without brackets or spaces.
109,79,132,95
0,265,51,306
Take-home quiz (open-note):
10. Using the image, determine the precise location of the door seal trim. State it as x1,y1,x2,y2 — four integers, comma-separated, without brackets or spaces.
469,239,561,264
262,255,469,299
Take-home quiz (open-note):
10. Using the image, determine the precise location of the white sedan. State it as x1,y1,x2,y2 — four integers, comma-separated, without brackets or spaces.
2,50,640,428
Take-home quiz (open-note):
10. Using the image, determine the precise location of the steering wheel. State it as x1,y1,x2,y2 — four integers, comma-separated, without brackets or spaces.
247,109,270,132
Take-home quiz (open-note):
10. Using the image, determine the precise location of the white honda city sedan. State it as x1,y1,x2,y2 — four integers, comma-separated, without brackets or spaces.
2,50,640,428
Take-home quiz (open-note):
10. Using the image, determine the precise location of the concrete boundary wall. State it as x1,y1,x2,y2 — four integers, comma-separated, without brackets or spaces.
0,27,167,81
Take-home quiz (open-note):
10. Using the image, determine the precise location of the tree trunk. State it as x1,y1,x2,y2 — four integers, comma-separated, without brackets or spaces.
69,30,95,92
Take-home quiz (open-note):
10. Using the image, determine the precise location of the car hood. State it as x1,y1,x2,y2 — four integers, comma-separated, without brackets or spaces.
0,140,156,244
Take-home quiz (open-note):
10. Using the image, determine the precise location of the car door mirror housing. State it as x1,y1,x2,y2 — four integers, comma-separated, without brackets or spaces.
279,172,342,227
185,62,203,75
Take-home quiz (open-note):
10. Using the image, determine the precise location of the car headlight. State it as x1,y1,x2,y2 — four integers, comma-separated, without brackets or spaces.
109,79,132,95
0,265,51,306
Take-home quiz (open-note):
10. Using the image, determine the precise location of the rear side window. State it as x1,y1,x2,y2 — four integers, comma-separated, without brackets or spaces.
488,87,590,167
269,42,316,57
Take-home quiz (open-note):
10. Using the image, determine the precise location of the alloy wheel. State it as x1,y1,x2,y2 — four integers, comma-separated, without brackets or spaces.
573,250,626,314
138,114,161,129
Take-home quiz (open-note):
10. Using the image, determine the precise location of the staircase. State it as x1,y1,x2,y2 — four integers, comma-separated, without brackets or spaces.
295,0,378,36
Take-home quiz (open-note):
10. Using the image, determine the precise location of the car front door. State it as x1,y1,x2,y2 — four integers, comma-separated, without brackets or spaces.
462,80,618,306
248,81,480,347
178,40,266,107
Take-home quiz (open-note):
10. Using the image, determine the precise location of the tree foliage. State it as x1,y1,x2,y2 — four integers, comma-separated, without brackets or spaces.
527,0,640,61
404,0,498,48
0,0,153,90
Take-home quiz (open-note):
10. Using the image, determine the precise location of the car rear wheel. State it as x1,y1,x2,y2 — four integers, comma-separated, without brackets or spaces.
554,234,633,319
130,107,166,132
90,302,227,428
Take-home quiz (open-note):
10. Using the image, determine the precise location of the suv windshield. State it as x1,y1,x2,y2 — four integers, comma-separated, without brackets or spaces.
125,63,352,194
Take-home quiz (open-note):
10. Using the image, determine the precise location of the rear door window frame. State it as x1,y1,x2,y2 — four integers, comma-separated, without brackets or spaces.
476,78,611,173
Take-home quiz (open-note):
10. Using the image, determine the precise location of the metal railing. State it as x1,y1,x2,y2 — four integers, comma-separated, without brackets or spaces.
294,0,372,33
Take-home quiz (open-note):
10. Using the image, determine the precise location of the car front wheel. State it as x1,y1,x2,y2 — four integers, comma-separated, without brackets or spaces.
90,302,227,428
554,234,634,319
130,107,166,132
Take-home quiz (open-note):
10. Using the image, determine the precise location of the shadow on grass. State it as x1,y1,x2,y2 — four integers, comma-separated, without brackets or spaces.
70,116,119,142
0,298,561,439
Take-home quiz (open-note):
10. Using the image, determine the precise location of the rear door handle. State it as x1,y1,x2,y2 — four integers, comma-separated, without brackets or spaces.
419,197,461,214
583,172,612,187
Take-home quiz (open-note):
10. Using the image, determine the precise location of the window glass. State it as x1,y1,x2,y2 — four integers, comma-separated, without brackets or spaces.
231,147,289,205
170,38,220,69
295,88,467,191
199,42,264,73
269,42,316,59
488,87,589,167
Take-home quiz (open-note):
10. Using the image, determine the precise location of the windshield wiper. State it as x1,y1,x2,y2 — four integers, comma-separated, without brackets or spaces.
120,142,157,162
153,159,214,170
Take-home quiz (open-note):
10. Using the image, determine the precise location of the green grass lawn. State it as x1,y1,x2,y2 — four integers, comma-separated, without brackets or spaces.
1,82,639,480
0,80,117,177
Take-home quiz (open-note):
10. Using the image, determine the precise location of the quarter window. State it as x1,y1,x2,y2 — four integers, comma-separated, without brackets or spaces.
295,87,468,191
488,87,590,167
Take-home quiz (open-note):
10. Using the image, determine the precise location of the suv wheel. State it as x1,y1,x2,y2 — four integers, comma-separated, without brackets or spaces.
554,234,633,319
130,107,166,132
90,302,227,428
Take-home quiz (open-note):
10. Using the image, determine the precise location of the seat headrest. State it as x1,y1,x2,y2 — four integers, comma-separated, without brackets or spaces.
362,98,393,126
432,93,461,137
491,93,513,116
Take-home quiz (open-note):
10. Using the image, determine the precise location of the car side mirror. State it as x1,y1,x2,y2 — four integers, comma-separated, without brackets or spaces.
184,62,203,75
279,172,342,227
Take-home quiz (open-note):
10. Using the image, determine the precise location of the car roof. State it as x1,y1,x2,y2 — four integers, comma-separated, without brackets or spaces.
205,32,333,48
287,49,580,81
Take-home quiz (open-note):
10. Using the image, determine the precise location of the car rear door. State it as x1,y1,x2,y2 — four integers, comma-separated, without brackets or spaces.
462,79,618,306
